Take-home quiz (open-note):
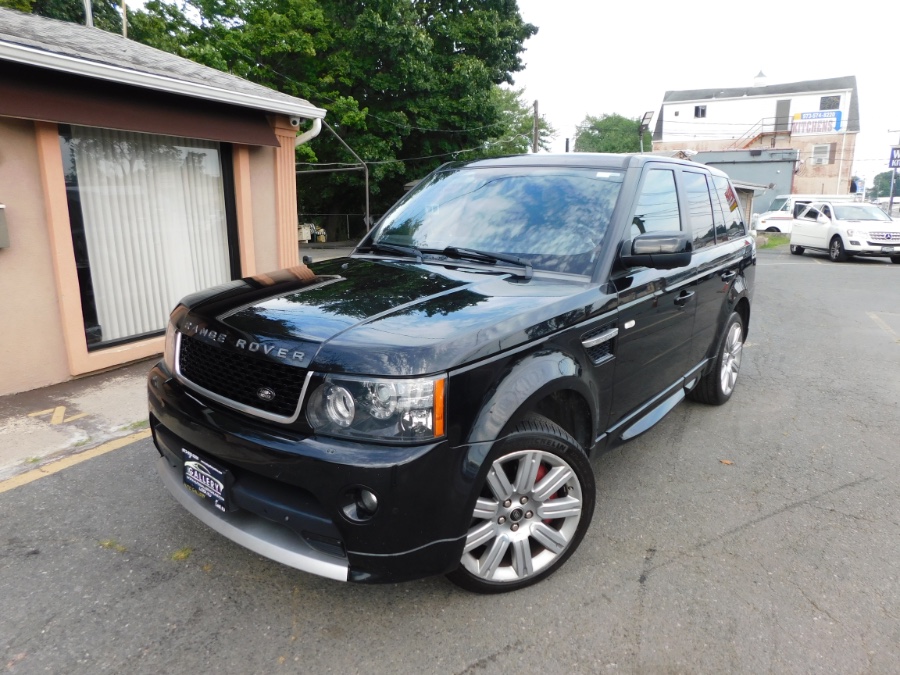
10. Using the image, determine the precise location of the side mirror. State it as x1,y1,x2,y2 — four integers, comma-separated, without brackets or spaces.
619,232,693,270
817,214,830,225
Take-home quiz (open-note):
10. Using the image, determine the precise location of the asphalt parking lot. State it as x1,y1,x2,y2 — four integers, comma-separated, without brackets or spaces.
1,245,899,673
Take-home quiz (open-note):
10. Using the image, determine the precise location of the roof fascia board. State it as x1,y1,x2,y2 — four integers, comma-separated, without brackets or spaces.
0,41,326,120
664,87,854,106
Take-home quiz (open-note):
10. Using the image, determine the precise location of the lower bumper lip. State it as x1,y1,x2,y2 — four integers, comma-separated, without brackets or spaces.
156,455,350,581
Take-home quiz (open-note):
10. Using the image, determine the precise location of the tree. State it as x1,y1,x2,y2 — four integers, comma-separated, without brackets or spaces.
2,0,125,33
573,113,650,154
127,0,537,235
870,170,898,199
477,87,555,158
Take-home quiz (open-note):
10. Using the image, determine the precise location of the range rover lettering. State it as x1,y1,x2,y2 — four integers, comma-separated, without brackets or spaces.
148,154,755,593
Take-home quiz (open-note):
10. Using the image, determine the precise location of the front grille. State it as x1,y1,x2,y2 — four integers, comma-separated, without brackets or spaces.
178,334,307,418
868,232,899,243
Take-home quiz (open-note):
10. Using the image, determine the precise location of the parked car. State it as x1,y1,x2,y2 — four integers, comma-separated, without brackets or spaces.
756,193,856,234
148,154,756,593
789,201,900,263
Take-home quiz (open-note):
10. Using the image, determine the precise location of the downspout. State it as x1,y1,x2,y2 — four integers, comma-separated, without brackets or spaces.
295,117,322,147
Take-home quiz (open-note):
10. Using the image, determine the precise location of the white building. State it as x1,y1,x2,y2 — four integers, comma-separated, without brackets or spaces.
652,75,859,198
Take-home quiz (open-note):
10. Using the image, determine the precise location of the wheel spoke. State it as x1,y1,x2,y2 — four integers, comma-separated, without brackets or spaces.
532,465,573,501
472,497,498,520
480,534,510,578
486,464,514,502
464,521,496,552
531,522,569,554
512,451,541,494
510,538,534,578
536,495,582,519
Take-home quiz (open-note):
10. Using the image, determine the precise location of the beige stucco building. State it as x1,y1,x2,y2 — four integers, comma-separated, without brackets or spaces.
0,9,326,396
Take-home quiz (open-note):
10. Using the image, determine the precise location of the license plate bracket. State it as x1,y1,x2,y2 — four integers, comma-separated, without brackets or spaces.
182,448,232,513
881,246,896,253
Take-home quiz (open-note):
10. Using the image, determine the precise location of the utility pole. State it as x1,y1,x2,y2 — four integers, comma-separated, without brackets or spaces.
532,100,539,154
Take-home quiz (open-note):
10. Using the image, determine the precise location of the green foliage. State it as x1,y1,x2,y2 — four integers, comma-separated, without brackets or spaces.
573,113,650,154
127,0,538,233
871,170,898,199
0,0,33,12
16,0,126,33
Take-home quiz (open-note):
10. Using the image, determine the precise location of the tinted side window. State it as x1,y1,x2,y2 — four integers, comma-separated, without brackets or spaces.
683,171,715,249
712,176,746,241
630,169,681,238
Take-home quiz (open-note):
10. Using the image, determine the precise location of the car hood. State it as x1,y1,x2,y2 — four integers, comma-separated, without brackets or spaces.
176,257,610,376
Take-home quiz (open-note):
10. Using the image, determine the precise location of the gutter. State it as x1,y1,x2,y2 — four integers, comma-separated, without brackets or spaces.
295,118,322,146
0,42,326,120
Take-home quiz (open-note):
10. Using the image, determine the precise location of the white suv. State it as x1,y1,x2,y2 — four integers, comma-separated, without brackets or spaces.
789,201,900,263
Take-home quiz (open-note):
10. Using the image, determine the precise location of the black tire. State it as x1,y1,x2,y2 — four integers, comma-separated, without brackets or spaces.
790,244,804,255
446,414,595,594
765,227,781,233
687,312,744,406
891,255,900,264
829,236,848,262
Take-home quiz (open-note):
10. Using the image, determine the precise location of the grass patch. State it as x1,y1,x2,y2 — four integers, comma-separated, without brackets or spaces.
171,547,193,562
99,539,127,553
758,234,790,249
121,419,150,432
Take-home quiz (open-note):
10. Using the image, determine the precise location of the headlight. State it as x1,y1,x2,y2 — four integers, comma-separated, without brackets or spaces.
307,374,446,441
163,320,178,373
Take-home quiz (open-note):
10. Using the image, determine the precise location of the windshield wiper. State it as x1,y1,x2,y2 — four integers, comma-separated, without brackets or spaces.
440,246,533,279
357,241,423,262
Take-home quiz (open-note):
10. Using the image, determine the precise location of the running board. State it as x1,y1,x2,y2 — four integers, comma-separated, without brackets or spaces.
620,389,685,441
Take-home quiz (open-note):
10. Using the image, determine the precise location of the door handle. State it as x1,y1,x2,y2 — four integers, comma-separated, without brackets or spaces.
674,290,694,306
720,270,737,282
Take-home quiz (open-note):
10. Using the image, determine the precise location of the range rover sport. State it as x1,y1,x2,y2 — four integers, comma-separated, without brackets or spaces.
148,153,755,593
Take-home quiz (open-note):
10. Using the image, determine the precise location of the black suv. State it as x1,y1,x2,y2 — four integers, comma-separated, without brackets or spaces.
148,154,755,593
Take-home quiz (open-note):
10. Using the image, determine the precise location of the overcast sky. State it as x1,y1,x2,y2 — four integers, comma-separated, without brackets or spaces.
512,0,897,185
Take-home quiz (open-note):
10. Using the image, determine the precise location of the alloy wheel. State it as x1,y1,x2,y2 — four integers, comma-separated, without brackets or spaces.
459,449,584,583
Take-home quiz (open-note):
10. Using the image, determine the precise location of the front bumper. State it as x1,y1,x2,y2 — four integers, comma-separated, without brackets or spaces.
845,239,900,256
148,363,480,584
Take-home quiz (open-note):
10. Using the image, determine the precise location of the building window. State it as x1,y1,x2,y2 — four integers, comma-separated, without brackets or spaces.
819,96,840,111
59,126,238,349
694,105,707,118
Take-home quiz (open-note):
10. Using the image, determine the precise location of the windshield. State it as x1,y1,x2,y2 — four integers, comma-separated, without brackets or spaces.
833,204,891,221
769,197,789,212
369,166,624,276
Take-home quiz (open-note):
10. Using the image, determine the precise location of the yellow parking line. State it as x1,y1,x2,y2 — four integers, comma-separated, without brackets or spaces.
0,429,152,495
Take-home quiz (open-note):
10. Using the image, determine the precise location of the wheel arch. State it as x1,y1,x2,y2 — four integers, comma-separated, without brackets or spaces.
465,350,597,454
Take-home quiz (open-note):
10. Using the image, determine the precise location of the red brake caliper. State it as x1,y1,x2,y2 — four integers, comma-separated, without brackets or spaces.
535,462,556,524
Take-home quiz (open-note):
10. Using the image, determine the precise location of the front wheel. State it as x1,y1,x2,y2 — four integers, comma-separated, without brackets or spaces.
790,244,804,255
829,236,848,262
446,415,595,594
890,255,900,264
688,312,744,405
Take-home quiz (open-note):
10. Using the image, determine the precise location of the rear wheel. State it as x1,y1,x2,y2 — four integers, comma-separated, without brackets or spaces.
447,415,595,594
829,236,848,262
688,312,744,405
790,245,804,255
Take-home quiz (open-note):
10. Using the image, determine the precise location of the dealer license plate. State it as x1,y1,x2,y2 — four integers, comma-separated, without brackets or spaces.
182,448,230,512
881,246,895,253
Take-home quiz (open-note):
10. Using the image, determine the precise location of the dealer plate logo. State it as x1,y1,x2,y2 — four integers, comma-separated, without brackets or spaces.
257,387,276,401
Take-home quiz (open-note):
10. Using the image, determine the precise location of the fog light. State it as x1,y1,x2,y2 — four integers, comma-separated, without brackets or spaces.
341,487,379,522
849,240,860,246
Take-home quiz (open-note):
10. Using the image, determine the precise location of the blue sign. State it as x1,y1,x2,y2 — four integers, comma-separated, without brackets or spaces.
890,147,900,169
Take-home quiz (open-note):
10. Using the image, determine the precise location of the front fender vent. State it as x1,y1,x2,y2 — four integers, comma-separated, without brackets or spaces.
582,324,618,365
